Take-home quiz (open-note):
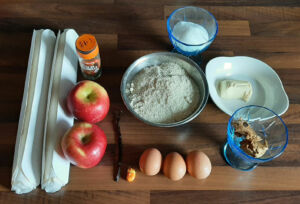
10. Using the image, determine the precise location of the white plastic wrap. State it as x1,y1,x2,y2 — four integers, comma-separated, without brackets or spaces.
11,29,56,194
41,29,78,193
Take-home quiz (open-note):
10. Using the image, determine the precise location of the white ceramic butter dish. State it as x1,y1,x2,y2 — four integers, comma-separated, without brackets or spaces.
205,56,289,116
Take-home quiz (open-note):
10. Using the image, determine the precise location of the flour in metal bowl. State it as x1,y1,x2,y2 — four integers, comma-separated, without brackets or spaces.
125,62,200,123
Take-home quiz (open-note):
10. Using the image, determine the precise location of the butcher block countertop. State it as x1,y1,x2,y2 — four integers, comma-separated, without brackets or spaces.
1,0,300,203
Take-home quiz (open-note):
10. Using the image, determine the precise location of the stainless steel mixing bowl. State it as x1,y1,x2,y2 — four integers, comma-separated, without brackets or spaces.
120,52,209,127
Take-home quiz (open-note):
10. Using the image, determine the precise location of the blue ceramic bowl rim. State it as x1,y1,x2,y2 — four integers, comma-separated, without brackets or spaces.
167,6,219,47
227,105,289,163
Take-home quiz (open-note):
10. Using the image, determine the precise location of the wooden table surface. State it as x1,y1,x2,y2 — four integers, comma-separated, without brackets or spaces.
1,0,300,203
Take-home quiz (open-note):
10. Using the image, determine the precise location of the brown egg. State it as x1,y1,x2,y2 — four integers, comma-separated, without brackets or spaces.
139,148,162,176
163,152,186,181
186,150,212,179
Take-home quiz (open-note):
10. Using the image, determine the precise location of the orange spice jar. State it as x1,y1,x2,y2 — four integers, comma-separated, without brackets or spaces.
76,34,102,80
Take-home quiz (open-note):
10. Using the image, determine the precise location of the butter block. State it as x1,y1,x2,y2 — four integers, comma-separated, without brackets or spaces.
218,79,252,102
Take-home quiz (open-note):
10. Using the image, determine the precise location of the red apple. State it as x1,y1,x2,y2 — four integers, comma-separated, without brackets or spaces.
61,122,107,168
67,80,110,123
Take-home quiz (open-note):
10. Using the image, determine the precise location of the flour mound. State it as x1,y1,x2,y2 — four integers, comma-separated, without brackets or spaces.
126,62,200,123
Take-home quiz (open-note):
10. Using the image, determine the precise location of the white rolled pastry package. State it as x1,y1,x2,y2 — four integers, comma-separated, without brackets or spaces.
11,29,56,194
42,29,78,193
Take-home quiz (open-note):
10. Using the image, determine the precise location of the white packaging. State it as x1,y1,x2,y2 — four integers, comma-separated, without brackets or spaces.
11,29,56,194
41,29,78,193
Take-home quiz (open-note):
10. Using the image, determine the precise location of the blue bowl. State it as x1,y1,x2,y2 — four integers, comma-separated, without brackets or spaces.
167,6,218,56
224,105,288,171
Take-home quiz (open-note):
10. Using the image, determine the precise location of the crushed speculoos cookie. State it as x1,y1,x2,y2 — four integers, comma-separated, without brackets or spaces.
232,119,268,158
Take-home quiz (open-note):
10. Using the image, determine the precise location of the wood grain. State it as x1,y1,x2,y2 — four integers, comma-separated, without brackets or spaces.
0,190,149,204
250,21,300,37
118,0,300,6
0,3,163,20
151,191,300,204
0,1,300,203
165,6,300,22
1,166,300,192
